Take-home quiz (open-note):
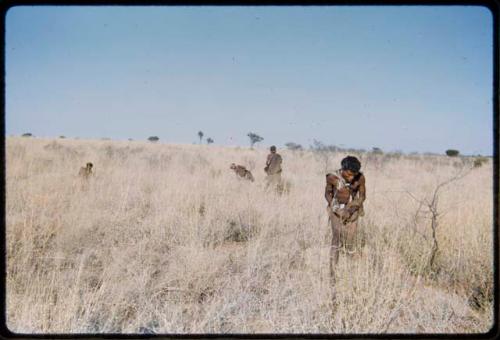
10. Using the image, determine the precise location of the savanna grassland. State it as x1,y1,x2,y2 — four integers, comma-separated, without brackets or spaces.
6,136,494,334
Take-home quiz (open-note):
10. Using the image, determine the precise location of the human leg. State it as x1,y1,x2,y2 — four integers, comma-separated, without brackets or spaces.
329,213,342,273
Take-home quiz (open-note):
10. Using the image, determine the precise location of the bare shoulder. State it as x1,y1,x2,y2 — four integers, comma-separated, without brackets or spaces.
353,173,366,188
358,173,366,184
326,173,339,185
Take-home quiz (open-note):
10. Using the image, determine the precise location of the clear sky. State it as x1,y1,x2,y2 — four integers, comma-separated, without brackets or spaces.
5,6,493,155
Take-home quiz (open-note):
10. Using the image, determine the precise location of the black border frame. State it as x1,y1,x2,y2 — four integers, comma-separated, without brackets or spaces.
0,1,497,339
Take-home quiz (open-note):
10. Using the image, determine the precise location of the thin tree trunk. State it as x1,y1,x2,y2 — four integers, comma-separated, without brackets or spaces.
429,211,438,269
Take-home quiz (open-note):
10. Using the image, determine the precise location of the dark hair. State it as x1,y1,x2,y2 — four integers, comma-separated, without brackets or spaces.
341,156,361,173
270,145,277,152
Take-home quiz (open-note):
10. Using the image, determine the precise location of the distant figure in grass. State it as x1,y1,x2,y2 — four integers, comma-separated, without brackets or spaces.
230,163,254,182
325,156,366,278
79,162,94,179
264,145,283,189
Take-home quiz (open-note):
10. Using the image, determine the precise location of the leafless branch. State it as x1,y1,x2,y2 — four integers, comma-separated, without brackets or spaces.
404,165,473,271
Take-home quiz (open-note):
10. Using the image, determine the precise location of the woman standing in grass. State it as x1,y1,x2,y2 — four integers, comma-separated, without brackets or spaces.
325,156,366,281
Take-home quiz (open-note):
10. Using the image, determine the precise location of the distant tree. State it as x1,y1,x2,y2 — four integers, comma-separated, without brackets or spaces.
21,133,32,137
198,131,204,144
128,138,133,141
148,136,159,143
445,149,460,157
247,132,264,149
285,142,303,151
206,137,214,145
59,135,66,139
372,147,383,154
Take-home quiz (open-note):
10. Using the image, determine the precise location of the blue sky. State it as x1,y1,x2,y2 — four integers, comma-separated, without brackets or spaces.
5,6,493,155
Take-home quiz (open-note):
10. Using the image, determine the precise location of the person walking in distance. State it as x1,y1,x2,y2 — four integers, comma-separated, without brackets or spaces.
264,145,283,190
325,156,366,287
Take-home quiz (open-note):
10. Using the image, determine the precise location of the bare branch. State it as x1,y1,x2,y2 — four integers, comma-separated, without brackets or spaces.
405,165,473,272
404,190,424,204
433,165,474,196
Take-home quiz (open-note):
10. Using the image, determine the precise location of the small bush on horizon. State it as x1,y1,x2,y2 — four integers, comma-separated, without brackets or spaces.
446,149,460,157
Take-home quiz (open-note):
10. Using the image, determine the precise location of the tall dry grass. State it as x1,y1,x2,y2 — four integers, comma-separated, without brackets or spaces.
6,137,493,333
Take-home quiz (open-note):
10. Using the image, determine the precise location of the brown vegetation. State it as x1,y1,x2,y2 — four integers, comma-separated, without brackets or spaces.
6,137,493,334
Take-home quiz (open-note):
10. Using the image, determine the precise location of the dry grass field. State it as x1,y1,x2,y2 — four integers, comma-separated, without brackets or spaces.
5,136,494,334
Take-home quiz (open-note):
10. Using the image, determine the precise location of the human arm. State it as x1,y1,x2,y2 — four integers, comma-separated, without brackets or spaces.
346,175,366,214
325,173,337,207
264,154,271,173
